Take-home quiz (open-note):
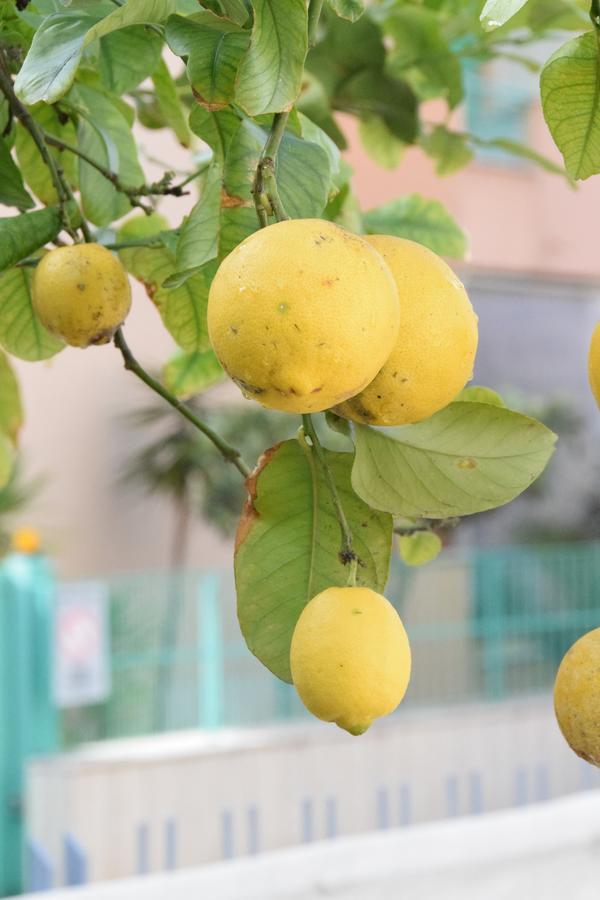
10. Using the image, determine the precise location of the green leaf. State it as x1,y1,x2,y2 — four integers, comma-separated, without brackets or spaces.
74,82,145,227
235,439,393,682
377,6,463,108
162,349,224,398
235,0,308,116
336,68,418,143
540,32,600,180
0,204,79,273
306,13,384,96
398,531,442,567
219,0,249,25
0,137,34,211
166,13,249,111
363,195,468,259
327,0,365,22
14,105,78,206
296,72,347,149
480,0,530,31
0,266,64,362
168,164,223,285
118,217,213,352
358,116,405,170
351,402,557,519
0,351,23,444
457,385,505,407
15,1,177,104
152,56,192,147
421,126,474,176
99,26,163,94
0,434,14,491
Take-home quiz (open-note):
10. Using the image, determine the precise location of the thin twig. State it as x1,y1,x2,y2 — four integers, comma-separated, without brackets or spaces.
302,414,357,570
114,328,250,479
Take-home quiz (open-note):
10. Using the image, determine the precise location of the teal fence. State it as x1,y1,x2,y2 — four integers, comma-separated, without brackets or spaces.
59,541,600,744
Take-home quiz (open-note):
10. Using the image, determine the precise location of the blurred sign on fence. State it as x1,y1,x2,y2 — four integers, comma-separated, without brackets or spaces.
53,582,111,708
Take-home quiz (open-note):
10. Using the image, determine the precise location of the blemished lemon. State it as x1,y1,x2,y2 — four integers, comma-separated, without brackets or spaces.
32,244,131,348
12,527,41,555
554,627,600,767
588,323,600,407
290,586,411,735
207,219,400,414
336,236,478,425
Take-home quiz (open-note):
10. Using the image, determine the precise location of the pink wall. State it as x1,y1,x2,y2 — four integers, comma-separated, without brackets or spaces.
343,106,600,280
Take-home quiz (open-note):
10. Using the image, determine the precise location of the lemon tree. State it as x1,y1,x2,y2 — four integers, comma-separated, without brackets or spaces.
1,0,594,730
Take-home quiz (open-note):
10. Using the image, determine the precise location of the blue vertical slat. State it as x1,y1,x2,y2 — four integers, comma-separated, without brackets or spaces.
26,840,53,893
445,775,459,818
301,797,313,843
398,784,411,826
164,819,177,871
325,796,337,839
136,823,149,875
64,833,87,886
197,574,224,729
247,806,259,855
221,809,234,859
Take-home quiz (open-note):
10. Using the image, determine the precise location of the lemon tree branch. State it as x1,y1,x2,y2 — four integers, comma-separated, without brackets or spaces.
252,111,291,226
113,328,250,478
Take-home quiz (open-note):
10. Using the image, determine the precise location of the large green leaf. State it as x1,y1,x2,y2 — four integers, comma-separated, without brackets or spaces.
15,0,177,104
236,438,393,682
99,25,163,94
358,116,405,170
152,57,192,147
0,137,33,211
118,217,213,352
14,105,78,206
336,68,418,143
166,13,249,111
235,0,308,115
540,32,600,180
0,267,64,362
480,0,531,31
73,82,144,227
377,6,463,108
363,194,468,259
351,402,557,519
0,204,79,273
162,349,224,398
0,351,23,444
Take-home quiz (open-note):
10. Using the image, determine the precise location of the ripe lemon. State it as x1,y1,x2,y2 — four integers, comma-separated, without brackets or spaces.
207,219,400,413
12,527,41,555
554,627,600,766
32,244,131,348
588,323,600,407
290,586,411,735
336,236,478,426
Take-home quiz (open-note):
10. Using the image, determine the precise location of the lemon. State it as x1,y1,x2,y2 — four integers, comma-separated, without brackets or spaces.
588,323,600,407
336,236,478,426
12,527,41,555
290,586,411,735
207,219,400,414
554,627,600,766
32,244,131,348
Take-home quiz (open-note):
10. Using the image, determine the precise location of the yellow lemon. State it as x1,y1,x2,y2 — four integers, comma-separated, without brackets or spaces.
207,219,400,413
290,586,411,735
32,244,131,348
588,323,600,407
336,236,478,425
554,627,600,767
12,527,41,555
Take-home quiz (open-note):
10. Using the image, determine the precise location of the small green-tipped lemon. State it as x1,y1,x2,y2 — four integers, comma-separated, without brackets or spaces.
588,323,600,407
336,235,478,426
290,586,411,735
554,627,600,766
207,219,400,414
32,243,131,348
